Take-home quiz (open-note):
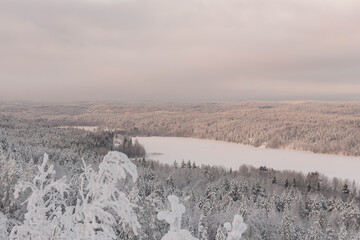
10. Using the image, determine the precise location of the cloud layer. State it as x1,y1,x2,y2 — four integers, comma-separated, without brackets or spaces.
1,0,360,102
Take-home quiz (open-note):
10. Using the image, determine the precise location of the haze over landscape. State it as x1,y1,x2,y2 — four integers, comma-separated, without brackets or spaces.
2,0,360,239
1,0,360,102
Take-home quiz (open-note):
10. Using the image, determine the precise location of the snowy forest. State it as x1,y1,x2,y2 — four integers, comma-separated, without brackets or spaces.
1,114,360,239
2,101,360,156
2,0,360,237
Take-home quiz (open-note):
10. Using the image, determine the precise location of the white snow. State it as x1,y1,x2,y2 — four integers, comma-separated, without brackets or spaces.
68,151,140,239
158,195,198,240
225,215,247,240
0,212,8,239
9,151,140,240
10,153,68,240
136,137,360,183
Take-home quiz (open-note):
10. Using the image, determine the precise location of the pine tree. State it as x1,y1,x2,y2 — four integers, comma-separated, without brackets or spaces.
142,179,166,240
181,160,186,168
272,176,277,184
280,206,295,240
10,153,68,240
215,225,227,240
166,175,175,195
198,215,209,240
342,184,350,195
225,215,247,240
238,201,248,220
305,221,324,240
157,195,198,240
173,160,178,169
342,200,360,231
316,182,321,191
338,224,348,240
142,197,165,240
0,212,8,239
152,179,165,207
229,183,240,202
0,154,24,215
187,160,192,169
192,162,197,169
285,179,289,188
63,151,140,239
325,226,334,240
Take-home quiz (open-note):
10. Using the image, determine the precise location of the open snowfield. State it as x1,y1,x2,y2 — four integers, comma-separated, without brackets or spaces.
136,137,360,183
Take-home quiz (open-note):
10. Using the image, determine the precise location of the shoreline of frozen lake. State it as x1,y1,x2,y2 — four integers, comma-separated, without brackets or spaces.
136,136,360,183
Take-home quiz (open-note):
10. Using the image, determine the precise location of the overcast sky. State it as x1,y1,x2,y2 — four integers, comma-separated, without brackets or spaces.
1,0,360,102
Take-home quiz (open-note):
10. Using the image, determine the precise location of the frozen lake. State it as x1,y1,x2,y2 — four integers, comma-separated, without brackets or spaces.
136,136,360,183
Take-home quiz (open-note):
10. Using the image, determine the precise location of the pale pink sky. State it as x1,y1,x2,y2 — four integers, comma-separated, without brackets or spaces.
1,0,360,102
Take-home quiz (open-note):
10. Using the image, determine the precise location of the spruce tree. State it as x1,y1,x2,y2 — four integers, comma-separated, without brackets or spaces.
280,206,295,240
215,225,227,240
325,226,334,240
338,224,348,240
272,176,277,184
198,215,209,240
305,221,324,240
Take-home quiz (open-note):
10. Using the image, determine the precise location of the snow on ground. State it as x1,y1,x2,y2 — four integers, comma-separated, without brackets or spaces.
136,137,360,183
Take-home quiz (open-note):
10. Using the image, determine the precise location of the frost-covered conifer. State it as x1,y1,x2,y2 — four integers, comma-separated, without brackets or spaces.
0,154,23,215
325,226,334,240
305,221,324,240
64,151,140,239
166,175,176,195
10,153,68,240
342,200,360,231
280,206,295,240
224,215,247,240
215,225,227,240
338,224,348,240
198,215,209,240
229,183,240,202
238,201,248,221
158,195,198,240
143,181,167,240
0,212,8,239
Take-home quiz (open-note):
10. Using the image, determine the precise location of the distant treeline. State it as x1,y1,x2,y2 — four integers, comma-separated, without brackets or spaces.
2,101,359,156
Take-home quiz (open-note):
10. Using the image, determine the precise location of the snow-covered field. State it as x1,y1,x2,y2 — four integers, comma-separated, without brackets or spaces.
136,137,360,183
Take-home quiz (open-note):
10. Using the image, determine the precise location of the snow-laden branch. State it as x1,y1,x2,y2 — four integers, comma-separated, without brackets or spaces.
158,195,198,240
10,153,68,240
224,215,247,240
9,151,141,240
65,151,140,239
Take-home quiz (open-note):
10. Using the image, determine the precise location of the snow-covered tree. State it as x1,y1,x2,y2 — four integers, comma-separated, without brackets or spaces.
142,180,167,240
166,175,176,195
0,212,8,239
198,215,209,240
0,153,23,215
305,221,324,240
342,200,360,231
224,215,247,240
158,195,198,240
215,225,227,240
338,224,348,240
280,206,295,240
64,151,140,239
325,226,335,240
9,153,68,240
8,151,141,240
